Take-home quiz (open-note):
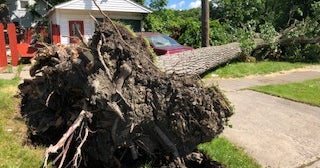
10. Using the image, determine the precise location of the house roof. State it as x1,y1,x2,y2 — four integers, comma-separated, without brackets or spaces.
51,0,152,14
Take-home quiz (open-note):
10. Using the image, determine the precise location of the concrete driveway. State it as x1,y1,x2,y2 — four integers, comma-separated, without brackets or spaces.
203,66,320,168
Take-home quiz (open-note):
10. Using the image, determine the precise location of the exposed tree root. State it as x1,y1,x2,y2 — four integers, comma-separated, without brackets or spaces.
19,5,232,167
43,110,92,168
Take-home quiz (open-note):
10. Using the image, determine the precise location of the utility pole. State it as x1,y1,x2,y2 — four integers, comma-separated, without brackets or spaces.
201,0,210,47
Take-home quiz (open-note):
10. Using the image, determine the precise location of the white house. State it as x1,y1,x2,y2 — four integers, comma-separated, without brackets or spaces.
46,0,152,45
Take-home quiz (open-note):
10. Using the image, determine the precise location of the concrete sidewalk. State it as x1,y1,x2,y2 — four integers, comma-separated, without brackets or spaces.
224,90,320,168
204,66,320,168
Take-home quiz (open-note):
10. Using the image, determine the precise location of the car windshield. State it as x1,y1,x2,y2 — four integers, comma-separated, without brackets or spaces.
147,35,181,47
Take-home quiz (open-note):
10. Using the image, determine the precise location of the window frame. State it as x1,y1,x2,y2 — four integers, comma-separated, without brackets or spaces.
69,20,84,44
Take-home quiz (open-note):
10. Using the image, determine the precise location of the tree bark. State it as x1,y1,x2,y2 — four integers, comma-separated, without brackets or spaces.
158,42,242,75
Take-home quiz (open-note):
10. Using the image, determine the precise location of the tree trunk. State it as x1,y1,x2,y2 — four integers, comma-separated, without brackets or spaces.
158,42,242,75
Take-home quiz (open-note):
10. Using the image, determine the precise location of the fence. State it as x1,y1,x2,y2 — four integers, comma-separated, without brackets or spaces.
0,23,61,68
0,23,19,67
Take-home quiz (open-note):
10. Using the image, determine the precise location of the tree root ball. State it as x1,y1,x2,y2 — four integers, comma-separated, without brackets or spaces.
19,19,232,168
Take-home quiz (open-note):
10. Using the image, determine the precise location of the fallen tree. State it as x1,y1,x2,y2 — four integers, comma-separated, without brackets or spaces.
158,42,242,76
18,9,232,168
158,34,320,76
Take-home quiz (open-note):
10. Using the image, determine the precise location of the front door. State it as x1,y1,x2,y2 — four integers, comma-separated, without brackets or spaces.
69,21,84,44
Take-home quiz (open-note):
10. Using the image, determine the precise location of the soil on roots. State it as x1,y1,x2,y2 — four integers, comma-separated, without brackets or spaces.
18,20,232,168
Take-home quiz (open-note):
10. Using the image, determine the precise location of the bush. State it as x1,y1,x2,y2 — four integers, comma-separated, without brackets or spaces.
178,19,201,48
284,44,320,62
210,20,236,46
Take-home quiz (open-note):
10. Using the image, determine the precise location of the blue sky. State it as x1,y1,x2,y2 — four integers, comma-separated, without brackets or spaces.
167,0,201,10
145,0,202,10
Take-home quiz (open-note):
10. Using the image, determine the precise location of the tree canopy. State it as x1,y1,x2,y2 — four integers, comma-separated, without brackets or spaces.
133,0,145,5
149,0,168,10
144,0,320,62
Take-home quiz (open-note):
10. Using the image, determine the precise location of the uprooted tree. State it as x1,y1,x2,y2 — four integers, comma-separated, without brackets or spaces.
18,7,232,168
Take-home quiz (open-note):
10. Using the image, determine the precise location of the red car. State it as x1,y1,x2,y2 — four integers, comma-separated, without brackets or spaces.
137,32,193,55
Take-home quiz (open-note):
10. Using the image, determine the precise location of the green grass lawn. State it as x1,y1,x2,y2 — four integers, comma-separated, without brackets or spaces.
250,78,320,107
198,137,261,168
0,79,45,168
203,61,311,78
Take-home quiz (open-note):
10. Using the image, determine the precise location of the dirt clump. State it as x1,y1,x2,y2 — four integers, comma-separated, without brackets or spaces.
18,17,232,168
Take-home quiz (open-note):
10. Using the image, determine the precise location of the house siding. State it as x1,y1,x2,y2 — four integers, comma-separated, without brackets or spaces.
51,10,143,45
58,12,94,44
48,0,151,45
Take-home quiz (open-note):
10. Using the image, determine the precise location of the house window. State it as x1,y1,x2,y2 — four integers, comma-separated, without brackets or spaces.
20,0,29,9
69,21,84,44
